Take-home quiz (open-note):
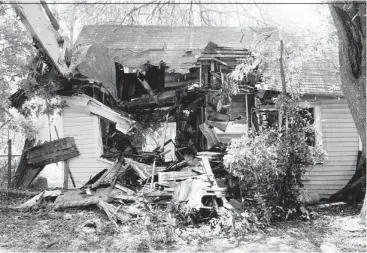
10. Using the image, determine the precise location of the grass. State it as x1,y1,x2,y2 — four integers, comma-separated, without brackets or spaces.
0,190,365,252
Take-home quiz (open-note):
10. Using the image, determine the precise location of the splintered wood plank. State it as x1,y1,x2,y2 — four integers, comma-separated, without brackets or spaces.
27,137,79,167
18,166,45,190
158,170,205,184
54,190,109,209
90,160,124,189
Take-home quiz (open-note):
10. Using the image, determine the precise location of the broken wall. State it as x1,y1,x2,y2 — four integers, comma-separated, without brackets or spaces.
60,99,113,188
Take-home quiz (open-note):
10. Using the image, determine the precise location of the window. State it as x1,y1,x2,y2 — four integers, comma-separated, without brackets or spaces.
305,103,322,148
299,107,315,146
257,102,322,147
97,116,137,160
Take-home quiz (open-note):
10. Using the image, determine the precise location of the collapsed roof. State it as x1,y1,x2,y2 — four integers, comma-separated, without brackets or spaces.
75,25,343,97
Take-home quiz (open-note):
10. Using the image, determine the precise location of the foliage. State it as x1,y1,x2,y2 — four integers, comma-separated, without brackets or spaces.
224,95,326,222
0,6,39,139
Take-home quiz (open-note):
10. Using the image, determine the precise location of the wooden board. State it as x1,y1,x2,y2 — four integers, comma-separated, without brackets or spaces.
11,139,36,188
158,169,205,184
199,123,220,149
18,166,45,190
27,137,79,167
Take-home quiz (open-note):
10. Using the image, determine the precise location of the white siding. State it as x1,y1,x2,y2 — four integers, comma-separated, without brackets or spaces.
62,107,111,188
303,98,359,199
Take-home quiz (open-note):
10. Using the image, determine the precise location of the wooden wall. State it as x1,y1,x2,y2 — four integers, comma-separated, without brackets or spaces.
303,97,359,199
212,93,359,199
62,106,111,188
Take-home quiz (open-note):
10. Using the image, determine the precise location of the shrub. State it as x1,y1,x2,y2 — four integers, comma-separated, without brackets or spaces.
224,95,326,222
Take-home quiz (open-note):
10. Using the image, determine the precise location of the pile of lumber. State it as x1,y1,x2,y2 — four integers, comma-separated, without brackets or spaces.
14,152,228,224
144,152,227,216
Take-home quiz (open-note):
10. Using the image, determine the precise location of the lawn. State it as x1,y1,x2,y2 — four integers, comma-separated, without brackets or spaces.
0,190,365,252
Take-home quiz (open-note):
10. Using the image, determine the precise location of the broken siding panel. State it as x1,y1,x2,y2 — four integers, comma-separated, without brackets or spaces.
303,98,359,199
62,107,110,188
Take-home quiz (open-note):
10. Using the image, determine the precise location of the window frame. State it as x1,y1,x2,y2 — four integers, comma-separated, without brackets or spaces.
298,101,323,148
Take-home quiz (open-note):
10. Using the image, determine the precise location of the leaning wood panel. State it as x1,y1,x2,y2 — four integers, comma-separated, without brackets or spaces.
68,137,95,145
27,137,79,167
18,166,45,190
11,139,36,188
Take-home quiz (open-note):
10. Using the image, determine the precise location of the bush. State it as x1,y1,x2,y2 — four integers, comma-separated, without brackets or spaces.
224,95,326,222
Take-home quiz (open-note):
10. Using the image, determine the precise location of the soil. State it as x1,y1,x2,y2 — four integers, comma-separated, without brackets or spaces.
0,190,365,252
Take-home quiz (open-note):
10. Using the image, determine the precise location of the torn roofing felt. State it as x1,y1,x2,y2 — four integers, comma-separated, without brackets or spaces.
62,94,135,134
75,25,342,96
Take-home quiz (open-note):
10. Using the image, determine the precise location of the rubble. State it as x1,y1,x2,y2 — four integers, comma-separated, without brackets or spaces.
15,190,62,209
8,13,261,228
14,148,231,226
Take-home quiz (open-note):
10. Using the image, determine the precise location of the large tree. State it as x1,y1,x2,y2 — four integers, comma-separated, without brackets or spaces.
328,3,366,217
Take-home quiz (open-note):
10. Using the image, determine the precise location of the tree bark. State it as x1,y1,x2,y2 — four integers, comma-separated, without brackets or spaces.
279,40,287,95
329,3,366,217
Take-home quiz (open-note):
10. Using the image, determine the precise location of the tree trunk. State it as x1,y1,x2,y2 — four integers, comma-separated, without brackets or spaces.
329,4,366,217
361,195,367,219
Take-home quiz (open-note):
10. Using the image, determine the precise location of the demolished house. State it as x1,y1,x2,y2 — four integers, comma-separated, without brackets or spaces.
73,25,360,199
8,1,361,221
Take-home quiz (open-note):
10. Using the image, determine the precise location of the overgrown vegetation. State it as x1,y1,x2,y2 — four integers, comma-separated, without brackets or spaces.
224,95,326,222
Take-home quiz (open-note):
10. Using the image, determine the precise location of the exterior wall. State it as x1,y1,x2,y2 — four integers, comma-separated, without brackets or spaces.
62,106,111,188
303,97,359,199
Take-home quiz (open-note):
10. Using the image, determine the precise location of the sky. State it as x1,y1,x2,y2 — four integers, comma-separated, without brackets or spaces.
48,2,332,45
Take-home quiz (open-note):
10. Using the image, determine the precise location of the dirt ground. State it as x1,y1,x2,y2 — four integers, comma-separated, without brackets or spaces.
0,190,365,253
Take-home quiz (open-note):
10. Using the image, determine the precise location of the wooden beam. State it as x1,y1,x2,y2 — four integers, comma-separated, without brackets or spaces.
63,160,69,189
137,77,160,104
199,123,220,149
7,139,11,189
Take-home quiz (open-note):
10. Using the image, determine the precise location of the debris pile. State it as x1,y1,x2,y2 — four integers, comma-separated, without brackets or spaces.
8,32,265,228
14,150,231,226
